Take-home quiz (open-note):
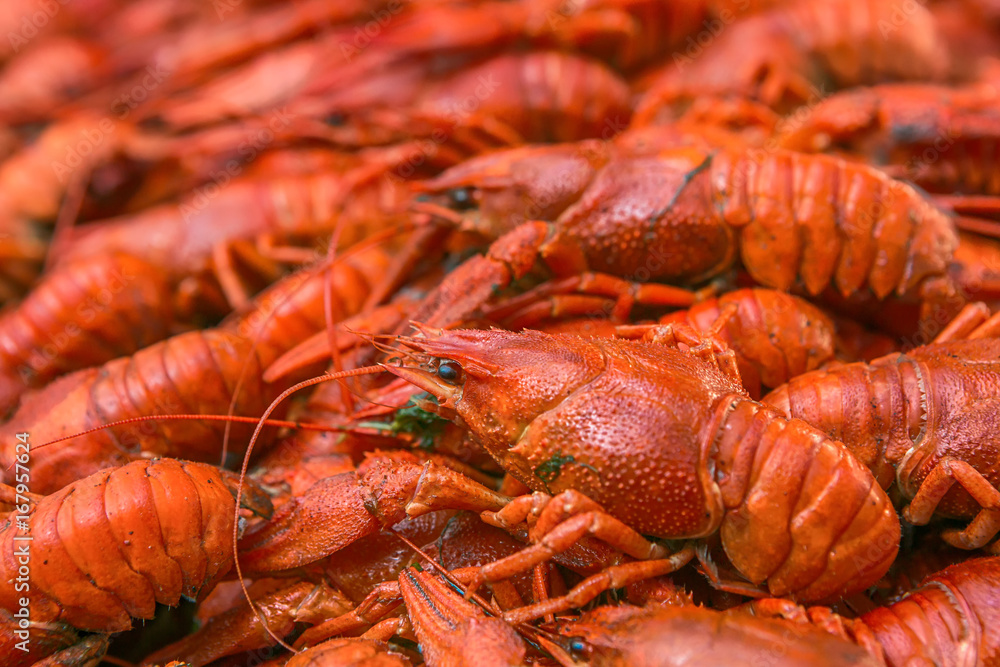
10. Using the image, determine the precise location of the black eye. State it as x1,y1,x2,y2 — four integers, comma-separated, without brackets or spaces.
325,112,346,127
447,187,475,210
437,361,461,383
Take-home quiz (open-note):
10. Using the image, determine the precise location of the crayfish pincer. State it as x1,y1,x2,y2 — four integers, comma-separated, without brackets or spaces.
382,327,900,604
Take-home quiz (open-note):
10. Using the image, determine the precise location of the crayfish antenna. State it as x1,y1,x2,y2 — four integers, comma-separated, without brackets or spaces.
955,215,1000,238
23,414,348,461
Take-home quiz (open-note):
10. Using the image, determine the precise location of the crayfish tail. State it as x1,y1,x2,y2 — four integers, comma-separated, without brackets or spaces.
715,401,900,602
858,556,1000,665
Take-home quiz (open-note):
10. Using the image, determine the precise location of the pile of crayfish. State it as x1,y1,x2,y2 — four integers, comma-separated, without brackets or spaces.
8,0,1000,664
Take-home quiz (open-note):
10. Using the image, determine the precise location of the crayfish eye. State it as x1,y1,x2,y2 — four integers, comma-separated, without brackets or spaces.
567,637,589,658
447,187,476,210
436,361,462,383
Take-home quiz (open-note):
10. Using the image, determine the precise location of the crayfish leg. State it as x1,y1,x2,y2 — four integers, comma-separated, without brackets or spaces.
468,491,695,620
482,490,667,563
502,551,695,625
903,458,1000,550
968,309,1000,340
635,321,743,385
210,238,288,311
491,294,618,329
932,301,992,343
293,567,503,651
482,272,697,327
294,580,403,649
694,543,771,600
404,220,591,330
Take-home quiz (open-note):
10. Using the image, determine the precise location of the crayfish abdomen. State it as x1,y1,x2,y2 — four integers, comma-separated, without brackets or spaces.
711,399,899,600
766,331,1000,548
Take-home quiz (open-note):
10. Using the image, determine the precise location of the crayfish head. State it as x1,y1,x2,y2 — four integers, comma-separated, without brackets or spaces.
412,140,610,240
383,327,605,476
